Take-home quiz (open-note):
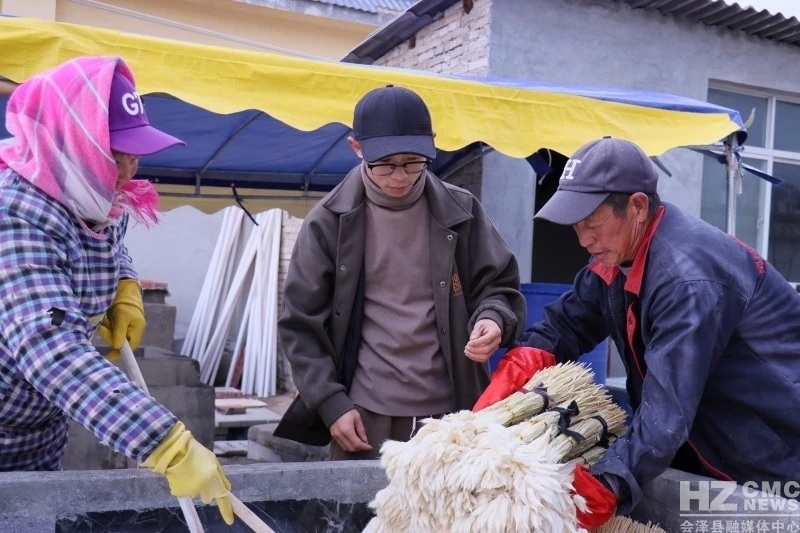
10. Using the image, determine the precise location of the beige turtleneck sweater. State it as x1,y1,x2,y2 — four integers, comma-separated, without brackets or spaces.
347,166,452,416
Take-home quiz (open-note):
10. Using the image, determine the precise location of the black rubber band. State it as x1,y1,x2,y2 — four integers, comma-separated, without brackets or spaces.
552,400,585,442
591,415,610,448
518,382,552,410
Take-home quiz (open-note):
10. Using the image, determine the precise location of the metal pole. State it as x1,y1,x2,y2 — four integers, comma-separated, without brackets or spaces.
724,133,739,237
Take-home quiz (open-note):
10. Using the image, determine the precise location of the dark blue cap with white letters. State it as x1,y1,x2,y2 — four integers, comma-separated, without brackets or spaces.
535,137,658,225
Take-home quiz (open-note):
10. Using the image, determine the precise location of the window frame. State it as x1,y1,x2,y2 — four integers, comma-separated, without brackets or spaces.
708,82,800,283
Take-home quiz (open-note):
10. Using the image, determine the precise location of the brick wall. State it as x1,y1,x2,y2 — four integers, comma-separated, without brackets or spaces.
374,0,492,76
276,210,304,393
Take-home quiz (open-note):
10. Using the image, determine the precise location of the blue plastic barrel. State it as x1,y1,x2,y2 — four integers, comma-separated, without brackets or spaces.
489,282,608,384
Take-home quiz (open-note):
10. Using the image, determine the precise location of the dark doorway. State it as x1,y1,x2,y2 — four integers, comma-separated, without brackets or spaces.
529,148,591,283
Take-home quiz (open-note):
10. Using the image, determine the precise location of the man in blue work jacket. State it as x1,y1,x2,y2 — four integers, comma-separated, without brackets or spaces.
474,137,800,528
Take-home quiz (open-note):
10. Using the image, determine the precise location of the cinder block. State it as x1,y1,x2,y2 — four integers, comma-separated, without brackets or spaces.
141,303,177,350
137,346,203,386
247,423,329,463
91,345,203,386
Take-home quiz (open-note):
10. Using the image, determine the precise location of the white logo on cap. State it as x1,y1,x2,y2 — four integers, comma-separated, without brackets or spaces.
122,92,143,116
561,158,582,180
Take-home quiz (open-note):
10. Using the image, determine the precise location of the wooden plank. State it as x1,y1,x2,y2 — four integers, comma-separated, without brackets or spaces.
215,386,244,399
213,440,249,457
215,398,268,409
216,406,247,415
214,407,281,428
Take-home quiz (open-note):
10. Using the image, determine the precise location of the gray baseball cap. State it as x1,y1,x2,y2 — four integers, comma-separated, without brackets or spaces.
535,137,658,225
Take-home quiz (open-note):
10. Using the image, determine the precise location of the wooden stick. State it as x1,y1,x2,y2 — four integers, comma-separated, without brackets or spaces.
120,341,205,533
121,341,275,532
121,343,151,396
230,494,276,533
178,497,206,533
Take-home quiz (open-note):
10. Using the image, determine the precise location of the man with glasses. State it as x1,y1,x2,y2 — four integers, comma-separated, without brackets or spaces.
275,85,526,459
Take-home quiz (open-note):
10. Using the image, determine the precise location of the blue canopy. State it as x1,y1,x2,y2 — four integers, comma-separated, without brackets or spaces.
128,97,358,192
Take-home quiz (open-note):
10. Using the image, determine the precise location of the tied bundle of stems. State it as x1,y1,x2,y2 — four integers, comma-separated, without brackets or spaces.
571,438,617,468
365,361,660,533
502,367,627,467
592,516,666,533
475,363,596,426
507,385,621,445
508,409,562,443
551,405,628,461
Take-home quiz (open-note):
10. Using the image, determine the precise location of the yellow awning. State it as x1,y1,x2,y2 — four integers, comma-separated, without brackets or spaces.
0,16,742,159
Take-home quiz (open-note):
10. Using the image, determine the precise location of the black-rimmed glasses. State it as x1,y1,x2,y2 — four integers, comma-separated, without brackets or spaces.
366,160,431,177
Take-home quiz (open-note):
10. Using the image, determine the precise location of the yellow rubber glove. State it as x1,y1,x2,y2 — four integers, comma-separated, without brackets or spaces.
97,279,146,362
142,422,234,525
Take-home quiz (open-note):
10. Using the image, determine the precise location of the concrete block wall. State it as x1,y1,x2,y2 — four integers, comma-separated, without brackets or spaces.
0,462,388,532
248,423,329,463
140,302,177,350
374,0,492,77
3,464,796,531
277,211,304,393
630,469,800,532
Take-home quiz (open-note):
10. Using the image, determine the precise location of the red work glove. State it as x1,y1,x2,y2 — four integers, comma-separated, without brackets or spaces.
572,464,617,529
472,347,556,412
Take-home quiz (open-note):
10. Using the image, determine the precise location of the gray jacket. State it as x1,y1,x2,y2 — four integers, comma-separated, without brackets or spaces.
275,166,525,444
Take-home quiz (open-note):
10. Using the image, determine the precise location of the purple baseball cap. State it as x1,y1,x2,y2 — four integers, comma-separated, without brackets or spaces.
108,70,185,156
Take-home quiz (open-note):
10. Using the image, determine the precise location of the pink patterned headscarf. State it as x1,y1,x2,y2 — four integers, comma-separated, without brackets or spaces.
0,56,162,236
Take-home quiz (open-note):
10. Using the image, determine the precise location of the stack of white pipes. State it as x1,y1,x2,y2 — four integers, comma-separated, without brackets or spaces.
182,207,282,396
182,207,244,361
227,209,281,396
